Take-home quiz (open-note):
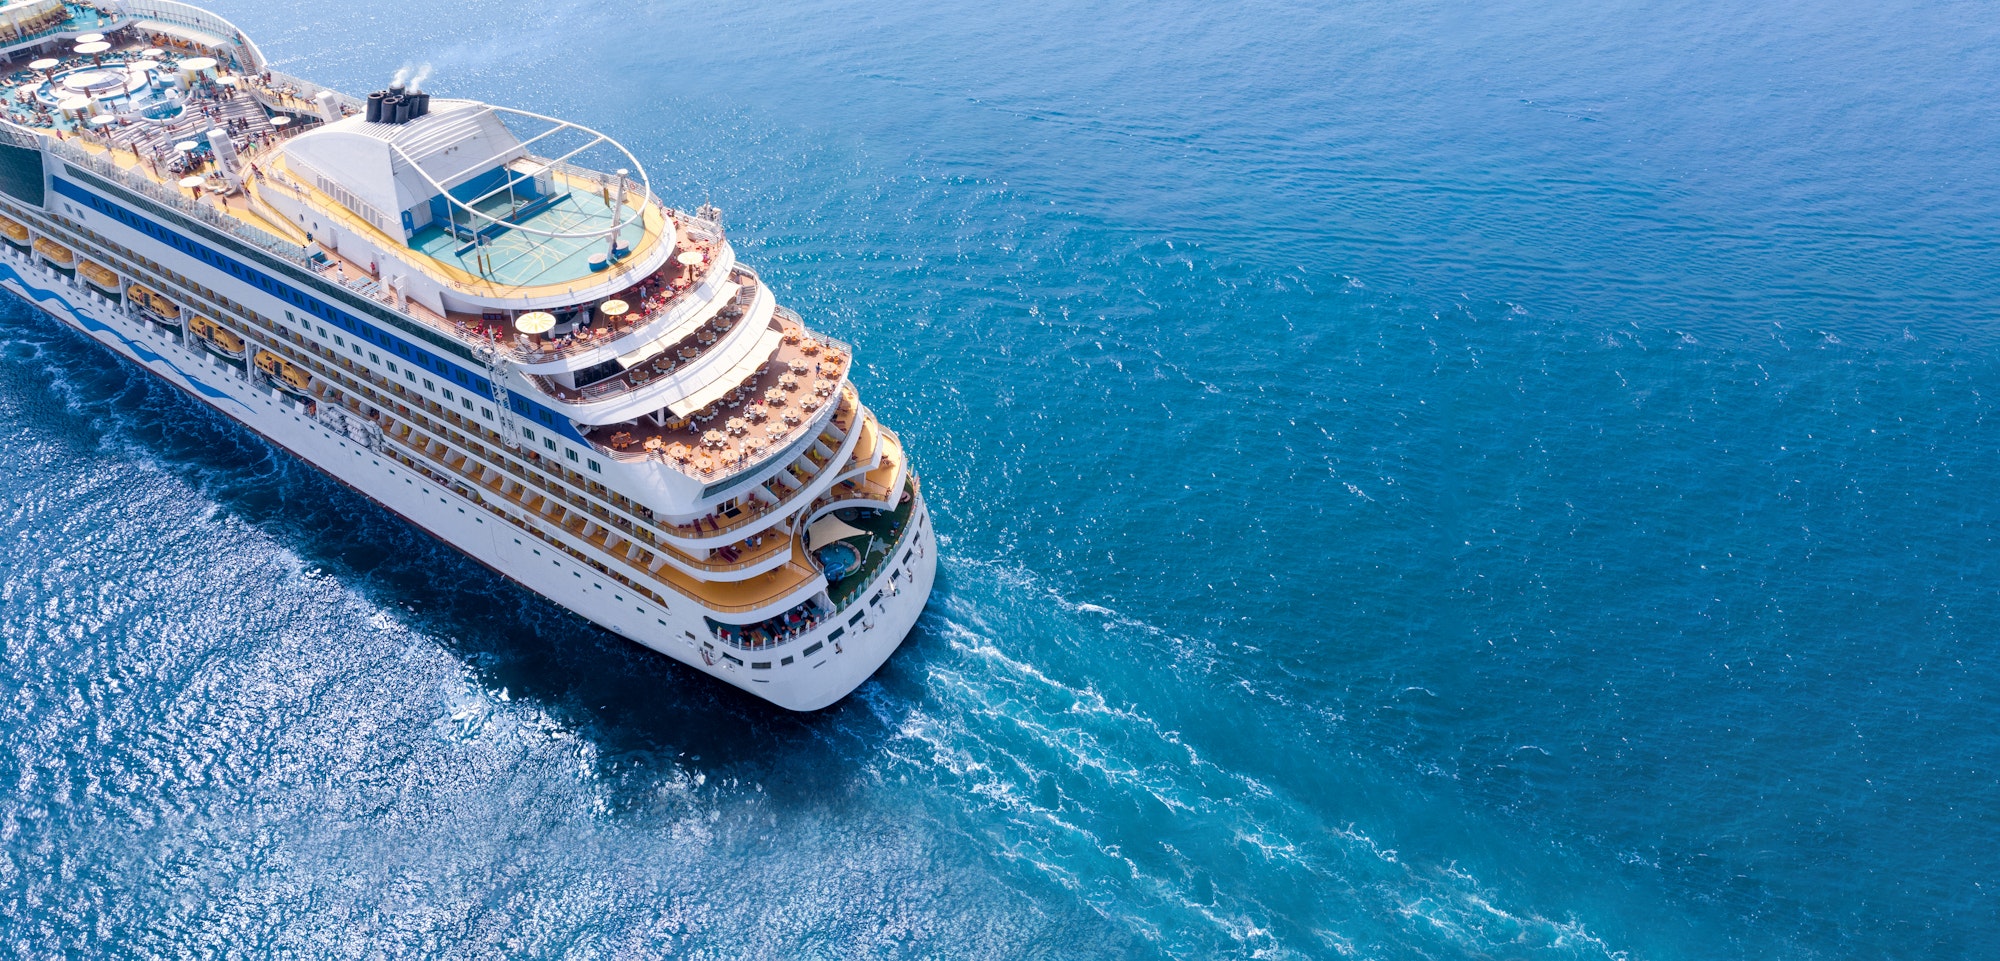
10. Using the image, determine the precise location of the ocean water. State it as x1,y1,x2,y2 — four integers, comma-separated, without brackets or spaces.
3,0,1997,956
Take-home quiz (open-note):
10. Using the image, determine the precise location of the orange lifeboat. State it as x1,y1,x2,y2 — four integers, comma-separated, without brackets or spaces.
128,284,182,326
187,314,246,360
254,349,313,396
32,235,73,267
77,259,118,292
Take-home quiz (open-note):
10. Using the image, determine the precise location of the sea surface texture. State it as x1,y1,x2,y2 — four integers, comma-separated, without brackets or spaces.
3,1,1996,957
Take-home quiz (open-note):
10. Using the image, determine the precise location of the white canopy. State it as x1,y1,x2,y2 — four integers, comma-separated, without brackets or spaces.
666,321,782,417
806,515,868,551
614,280,741,370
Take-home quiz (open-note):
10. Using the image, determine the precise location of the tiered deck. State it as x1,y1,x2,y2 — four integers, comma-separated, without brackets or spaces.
584,318,854,480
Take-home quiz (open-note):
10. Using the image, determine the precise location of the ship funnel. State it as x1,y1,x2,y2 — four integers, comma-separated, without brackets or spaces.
366,90,384,123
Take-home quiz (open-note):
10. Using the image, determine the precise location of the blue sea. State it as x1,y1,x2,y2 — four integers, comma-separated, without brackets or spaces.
3,1,1997,956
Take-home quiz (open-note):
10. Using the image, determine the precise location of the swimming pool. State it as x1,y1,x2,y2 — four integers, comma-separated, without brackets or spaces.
814,542,860,581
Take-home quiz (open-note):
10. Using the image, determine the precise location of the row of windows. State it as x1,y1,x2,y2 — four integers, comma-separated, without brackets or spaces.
50,172,587,445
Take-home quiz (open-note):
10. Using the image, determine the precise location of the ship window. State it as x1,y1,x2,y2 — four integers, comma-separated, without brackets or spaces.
722,654,743,666
369,352,379,364
333,335,344,347
587,459,600,473
751,662,770,670
804,642,823,656
387,361,397,373
405,370,416,382
423,379,433,390
522,428,536,441
462,399,474,412
480,407,492,418
284,310,294,322
316,326,326,337
849,611,864,626
565,449,578,462
781,656,794,666
543,439,556,452
828,628,845,642
443,389,454,400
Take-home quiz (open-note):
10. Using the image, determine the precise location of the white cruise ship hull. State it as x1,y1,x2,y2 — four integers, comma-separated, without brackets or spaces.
0,250,936,711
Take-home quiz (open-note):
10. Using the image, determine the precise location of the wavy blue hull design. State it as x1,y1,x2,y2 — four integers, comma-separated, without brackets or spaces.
0,259,250,413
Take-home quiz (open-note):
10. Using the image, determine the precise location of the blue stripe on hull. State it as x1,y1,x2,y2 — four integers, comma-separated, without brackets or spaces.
0,260,251,413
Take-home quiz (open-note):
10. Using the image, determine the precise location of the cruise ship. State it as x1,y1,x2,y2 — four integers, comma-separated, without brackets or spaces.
0,1,936,710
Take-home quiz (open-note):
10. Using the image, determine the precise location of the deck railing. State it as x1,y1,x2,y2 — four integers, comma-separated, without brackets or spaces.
39,135,316,268
119,0,266,73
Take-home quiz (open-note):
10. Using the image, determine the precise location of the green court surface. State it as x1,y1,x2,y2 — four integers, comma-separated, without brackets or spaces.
406,190,647,289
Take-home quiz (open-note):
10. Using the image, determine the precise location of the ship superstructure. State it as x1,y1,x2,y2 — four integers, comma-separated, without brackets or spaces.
0,1,935,709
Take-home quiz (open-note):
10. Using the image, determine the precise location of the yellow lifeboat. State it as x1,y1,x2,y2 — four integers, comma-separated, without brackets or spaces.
187,314,246,360
32,235,74,267
77,259,118,292
253,349,313,396
0,214,27,244
128,284,182,325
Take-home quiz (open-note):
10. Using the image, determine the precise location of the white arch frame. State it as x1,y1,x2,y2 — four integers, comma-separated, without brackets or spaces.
385,103,651,243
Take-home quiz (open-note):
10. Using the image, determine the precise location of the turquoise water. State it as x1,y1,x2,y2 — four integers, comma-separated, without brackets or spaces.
3,0,1997,956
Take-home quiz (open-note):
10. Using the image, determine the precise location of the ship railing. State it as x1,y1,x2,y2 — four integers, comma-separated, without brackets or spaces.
117,0,267,73
590,373,855,492
39,137,315,269
0,14,112,52
511,243,737,365
253,68,366,113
